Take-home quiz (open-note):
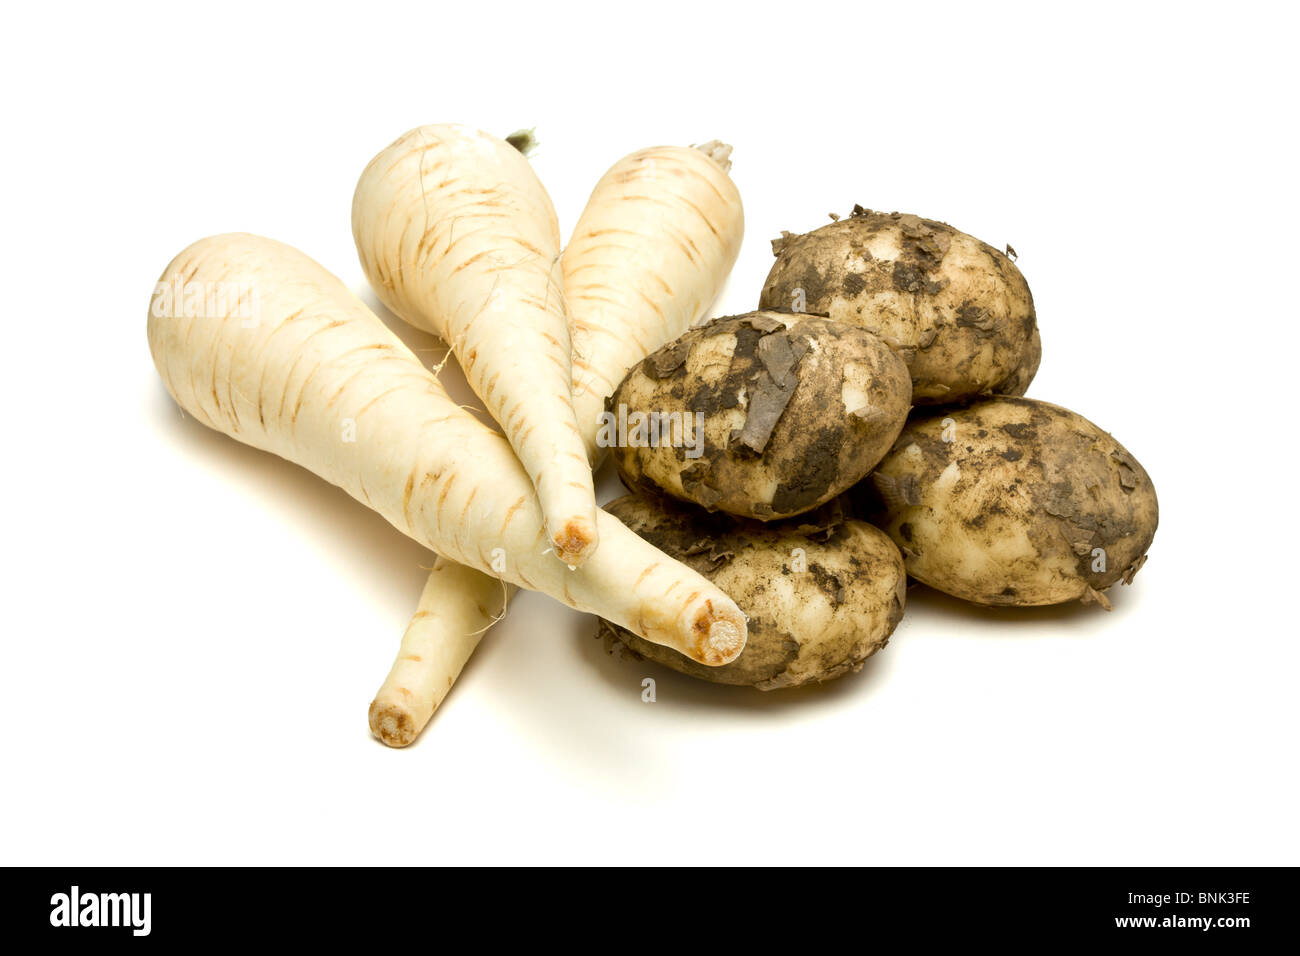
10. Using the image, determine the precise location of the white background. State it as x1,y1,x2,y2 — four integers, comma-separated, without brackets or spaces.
2,1,1296,865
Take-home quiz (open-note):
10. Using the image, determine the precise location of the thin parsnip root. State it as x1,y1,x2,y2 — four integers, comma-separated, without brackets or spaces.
352,124,598,565
147,233,747,666
368,558,515,747
371,142,745,745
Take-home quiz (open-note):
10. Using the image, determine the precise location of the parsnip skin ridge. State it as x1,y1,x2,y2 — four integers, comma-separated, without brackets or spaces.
147,233,746,670
370,142,744,746
352,124,598,565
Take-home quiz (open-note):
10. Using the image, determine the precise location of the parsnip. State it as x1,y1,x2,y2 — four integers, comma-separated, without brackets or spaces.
368,558,512,747
351,124,598,565
567,140,742,460
148,233,746,671
370,143,744,745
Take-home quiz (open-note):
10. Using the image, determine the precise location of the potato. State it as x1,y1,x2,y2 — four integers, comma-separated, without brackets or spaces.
860,397,1158,607
604,310,911,520
992,325,1041,398
759,207,1039,403
600,494,906,689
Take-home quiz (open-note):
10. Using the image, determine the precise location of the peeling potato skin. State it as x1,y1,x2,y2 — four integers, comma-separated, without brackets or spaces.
759,208,1039,403
601,494,906,689
607,310,911,521
858,397,1158,607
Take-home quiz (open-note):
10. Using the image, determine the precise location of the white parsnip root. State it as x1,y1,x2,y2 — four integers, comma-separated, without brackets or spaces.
568,142,744,459
368,558,514,747
147,233,747,672
352,124,598,565
370,142,745,745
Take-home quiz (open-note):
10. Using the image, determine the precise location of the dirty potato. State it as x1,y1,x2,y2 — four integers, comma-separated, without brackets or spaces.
759,207,1039,403
992,325,1041,397
861,397,1158,608
600,495,906,689
604,310,911,520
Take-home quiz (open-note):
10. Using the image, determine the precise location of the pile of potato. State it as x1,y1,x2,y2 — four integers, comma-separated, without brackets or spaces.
600,206,1158,687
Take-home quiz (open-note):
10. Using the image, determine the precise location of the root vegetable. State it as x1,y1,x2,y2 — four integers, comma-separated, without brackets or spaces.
368,558,513,747
148,233,747,670
351,124,597,565
861,397,1158,607
993,325,1041,397
568,140,744,459
759,207,1039,403
608,311,911,520
370,142,744,745
600,495,906,689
